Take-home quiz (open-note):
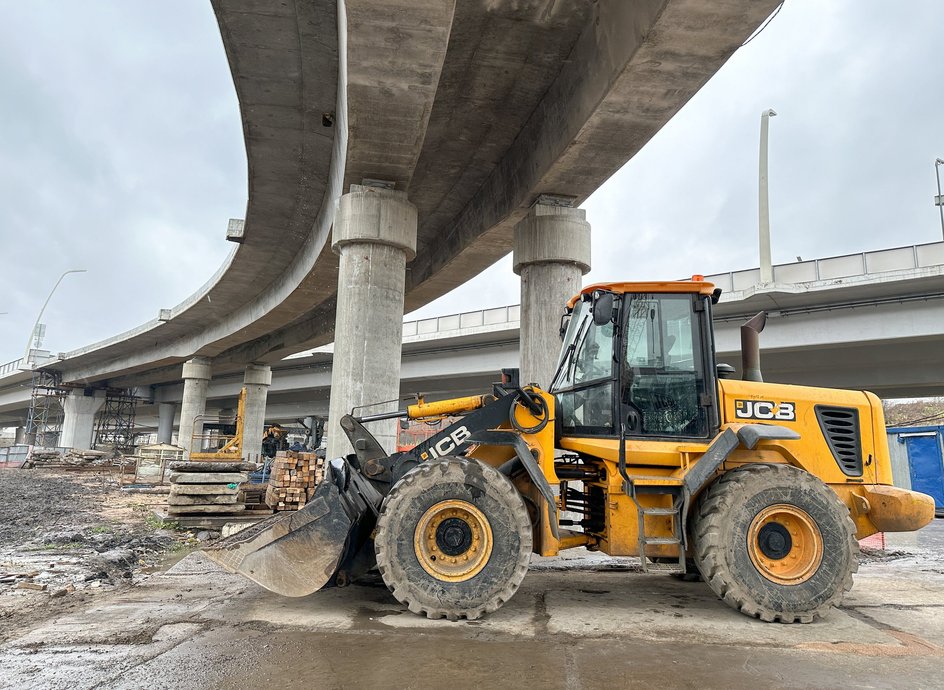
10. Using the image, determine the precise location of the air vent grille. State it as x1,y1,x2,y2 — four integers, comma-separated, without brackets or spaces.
815,406,862,476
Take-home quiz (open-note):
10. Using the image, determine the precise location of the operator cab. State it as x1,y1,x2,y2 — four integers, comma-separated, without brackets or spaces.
549,281,720,440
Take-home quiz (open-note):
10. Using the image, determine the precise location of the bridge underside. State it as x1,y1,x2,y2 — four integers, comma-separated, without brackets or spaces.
41,0,777,388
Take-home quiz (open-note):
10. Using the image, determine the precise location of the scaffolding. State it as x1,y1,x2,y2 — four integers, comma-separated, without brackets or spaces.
25,370,68,448
94,389,138,453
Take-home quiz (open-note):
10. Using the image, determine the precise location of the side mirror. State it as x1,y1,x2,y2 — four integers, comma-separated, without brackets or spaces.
559,312,571,339
592,292,614,326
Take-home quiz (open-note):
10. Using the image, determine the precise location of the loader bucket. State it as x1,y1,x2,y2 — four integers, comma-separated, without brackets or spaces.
203,458,381,597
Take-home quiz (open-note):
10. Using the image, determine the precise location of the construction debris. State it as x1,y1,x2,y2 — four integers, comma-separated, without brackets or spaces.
166,461,253,516
16,582,47,592
265,451,324,511
25,447,132,468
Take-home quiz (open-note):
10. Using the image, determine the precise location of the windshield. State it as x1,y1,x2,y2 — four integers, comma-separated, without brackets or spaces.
550,298,615,392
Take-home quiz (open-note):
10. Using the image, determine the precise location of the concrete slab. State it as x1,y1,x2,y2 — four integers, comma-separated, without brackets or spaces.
2,547,944,689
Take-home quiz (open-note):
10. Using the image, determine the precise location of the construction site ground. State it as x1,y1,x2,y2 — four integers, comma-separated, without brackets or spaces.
2,468,944,689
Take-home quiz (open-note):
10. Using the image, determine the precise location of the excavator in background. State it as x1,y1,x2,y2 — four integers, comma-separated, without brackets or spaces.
206,280,934,623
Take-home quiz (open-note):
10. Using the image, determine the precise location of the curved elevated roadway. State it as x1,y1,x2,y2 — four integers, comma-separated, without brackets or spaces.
33,0,778,388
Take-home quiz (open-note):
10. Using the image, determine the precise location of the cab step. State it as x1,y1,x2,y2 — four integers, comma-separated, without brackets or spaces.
623,473,688,575
641,507,677,516
644,559,686,573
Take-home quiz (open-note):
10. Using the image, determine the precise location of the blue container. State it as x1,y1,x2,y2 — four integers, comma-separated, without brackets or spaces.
888,424,944,513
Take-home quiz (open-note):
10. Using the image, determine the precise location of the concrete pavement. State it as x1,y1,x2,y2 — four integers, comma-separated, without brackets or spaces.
2,528,944,689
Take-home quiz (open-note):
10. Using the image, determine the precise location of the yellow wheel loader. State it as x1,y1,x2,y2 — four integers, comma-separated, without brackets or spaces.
206,280,934,623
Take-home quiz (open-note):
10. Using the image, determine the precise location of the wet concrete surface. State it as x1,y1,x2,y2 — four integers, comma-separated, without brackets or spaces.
2,521,944,689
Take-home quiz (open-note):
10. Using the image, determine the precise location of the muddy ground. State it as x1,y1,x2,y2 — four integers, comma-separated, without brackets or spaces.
0,468,199,644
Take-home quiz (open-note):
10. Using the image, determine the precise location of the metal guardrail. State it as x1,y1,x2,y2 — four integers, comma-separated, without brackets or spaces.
403,304,520,339
704,241,944,295
0,358,23,377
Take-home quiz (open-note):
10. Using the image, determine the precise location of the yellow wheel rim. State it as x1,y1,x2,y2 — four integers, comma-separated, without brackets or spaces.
747,504,824,585
414,500,493,582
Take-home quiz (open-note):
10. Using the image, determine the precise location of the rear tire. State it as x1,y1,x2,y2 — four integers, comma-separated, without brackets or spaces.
374,457,532,620
692,463,858,623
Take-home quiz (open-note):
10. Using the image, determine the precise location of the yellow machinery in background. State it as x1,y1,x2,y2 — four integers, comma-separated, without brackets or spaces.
207,280,934,624
190,389,246,462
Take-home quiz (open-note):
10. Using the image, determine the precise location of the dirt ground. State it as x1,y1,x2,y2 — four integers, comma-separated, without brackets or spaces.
0,467,199,644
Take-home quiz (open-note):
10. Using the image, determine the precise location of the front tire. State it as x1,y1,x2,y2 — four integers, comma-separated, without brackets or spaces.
374,457,532,620
693,463,858,623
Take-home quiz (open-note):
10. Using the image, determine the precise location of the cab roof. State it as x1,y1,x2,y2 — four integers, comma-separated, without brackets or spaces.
566,280,716,308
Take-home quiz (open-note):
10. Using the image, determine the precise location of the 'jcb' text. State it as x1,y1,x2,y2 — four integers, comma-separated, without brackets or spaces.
734,400,796,421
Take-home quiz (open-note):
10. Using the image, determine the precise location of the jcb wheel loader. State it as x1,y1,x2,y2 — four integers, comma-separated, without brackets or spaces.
206,280,935,623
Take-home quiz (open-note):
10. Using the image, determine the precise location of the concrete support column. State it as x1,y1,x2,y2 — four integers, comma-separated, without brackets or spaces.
157,403,176,445
178,356,212,458
60,390,106,451
14,426,26,445
304,415,317,449
514,202,591,389
327,184,417,457
242,363,272,462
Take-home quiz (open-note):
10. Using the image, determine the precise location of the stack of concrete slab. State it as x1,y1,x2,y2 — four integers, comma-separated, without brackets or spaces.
167,461,254,516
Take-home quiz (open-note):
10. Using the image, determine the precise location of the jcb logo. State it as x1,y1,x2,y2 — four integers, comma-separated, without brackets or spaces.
424,426,472,459
735,400,796,422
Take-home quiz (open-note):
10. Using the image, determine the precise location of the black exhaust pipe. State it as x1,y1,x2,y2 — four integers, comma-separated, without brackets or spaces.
740,311,767,382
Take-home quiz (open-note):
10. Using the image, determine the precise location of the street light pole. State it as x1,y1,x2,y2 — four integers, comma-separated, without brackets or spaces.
23,269,86,364
759,108,777,284
935,158,944,241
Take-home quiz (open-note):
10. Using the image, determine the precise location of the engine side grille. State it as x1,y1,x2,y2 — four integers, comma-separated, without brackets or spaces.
815,405,863,476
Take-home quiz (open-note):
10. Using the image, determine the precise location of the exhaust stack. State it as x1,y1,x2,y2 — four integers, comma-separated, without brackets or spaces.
740,311,767,382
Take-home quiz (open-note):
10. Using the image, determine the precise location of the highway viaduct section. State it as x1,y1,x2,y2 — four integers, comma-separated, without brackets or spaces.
2,1,778,454
2,242,942,449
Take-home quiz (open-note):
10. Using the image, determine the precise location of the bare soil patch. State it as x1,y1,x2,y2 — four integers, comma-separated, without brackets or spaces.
0,467,196,642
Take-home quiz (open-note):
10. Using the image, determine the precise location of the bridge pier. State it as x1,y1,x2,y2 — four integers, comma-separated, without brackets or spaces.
514,202,591,388
327,185,417,457
178,357,212,459
60,390,106,450
242,363,272,462
14,425,26,445
157,402,176,445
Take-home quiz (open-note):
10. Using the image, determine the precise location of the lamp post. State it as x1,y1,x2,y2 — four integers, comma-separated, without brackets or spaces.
935,158,944,241
759,108,777,284
24,269,86,365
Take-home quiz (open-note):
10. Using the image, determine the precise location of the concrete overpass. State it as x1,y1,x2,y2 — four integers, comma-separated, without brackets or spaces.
6,1,779,454
3,242,942,447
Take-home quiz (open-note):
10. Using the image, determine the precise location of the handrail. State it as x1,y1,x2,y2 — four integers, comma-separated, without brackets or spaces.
0,358,24,377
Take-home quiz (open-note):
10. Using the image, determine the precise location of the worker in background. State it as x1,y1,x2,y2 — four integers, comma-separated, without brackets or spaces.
261,431,279,459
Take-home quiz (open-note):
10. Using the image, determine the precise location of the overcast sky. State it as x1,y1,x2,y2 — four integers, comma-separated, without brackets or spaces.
0,1,942,364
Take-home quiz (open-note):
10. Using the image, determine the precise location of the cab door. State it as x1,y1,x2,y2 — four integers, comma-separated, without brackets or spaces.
620,293,715,439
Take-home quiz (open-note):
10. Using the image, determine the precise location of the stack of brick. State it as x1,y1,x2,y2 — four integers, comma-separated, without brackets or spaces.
265,451,324,511
167,461,254,515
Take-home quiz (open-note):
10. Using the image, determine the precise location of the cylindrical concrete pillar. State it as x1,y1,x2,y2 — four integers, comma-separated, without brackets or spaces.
157,403,176,445
242,363,272,462
60,390,106,451
514,203,591,389
178,356,212,459
327,184,417,457
304,415,317,449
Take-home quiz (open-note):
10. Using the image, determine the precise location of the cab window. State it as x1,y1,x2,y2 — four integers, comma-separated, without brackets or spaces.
552,299,616,435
